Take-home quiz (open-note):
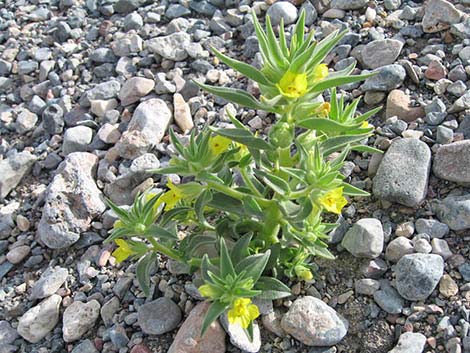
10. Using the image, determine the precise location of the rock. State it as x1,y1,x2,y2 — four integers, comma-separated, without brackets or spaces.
97,123,121,144
422,0,463,33
425,60,447,80
17,294,62,343
341,218,383,258
433,141,470,183
90,48,116,63
424,97,447,125
266,2,298,26
395,254,444,301
119,77,155,106
0,150,37,199
385,0,401,10
80,80,121,108
116,99,172,159
101,296,120,327
415,219,448,238
373,280,404,314
220,313,261,353
433,194,470,231
166,4,191,19
30,266,68,300
71,339,98,353
385,237,414,262
42,104,64,134
168,302,226,353
62,126,93,155
385,90,424,122
173,93,193,133
16,110,38,134
124,12,143,31
6,245,30,264
373,138,431,207
38,153,106,248
450,90,470,113
114,0,140,13
0,321,18,345
355,279,380,296
63,300,101,342
362,40,403,69
362,65,406,92
280,296,348,346
436,126,453,144
388,332,426,353
147,32,191,61
90,99,118,118
138,298,182,335
331,0,368,10
431,238,452,260
439,274,458,297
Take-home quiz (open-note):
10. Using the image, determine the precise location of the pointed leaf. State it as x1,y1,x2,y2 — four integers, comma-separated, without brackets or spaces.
210,127,274,150
136,252,157,297
235,251,270,283
201,301,229,337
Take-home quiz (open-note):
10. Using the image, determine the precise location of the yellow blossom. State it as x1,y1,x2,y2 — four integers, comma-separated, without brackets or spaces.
312,64,329,81
361,121,370,129
277,71,308,99
294,265,313,281
315,102,331,118
318,187,347,214
227,298,260,329
209,135,232,155
159,181,183,211
198,284,218,298
112,239,136,263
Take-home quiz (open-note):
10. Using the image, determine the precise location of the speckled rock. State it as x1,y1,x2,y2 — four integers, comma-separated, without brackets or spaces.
433,141,470,183
30,266,68,300
388,332,426,353
433,194,470,231
341,218,384,259
138,298,182,335
63,300,101,342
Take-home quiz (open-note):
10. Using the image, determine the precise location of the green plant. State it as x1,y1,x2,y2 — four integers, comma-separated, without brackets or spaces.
105,10,380,339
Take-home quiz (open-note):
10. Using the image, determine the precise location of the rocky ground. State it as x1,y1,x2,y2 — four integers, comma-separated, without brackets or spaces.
0,0,470,352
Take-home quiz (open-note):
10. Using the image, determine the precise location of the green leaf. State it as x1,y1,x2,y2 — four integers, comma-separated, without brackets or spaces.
153,166,187,175
195,189,213,228
297,117,360,134
255,276,291,300
105,199,131,223
144,224,178,241
201,301,229,337
219,238,236,278
242,196,264,217
311,72,375,93
265,15,288,67
252,11,277,68
355,106,382,123
342,183,370,197
351,145,383,154
212,47,273,86
159,206,192,227
320,134,368,156
278,18,289,58
254,169,290,195
231,233,253,266
235,251,270,283
136,252,157,297
210,127,274,150
208,192,245,215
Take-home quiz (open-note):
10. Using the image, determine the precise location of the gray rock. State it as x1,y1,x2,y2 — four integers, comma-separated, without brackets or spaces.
0,262,13,281
395,253,444,301
17,294,62,343
384,0,401,10
116,99,172,160
415,219,448,239
433,194,470,231
90,48,117,63
0,59,12,76
18,60,38,75
431,238,452,260
266,2,298,26
221,313,261,353
388,332,426,353
124,12,143,31
62,126,93,155
6,245,30,264
80,80,121,108
373,138,431,207
38,153,106,248
138,298,182,335
101,296,120,327
362,40,403,69
16,110,38,134
433,141,470,183
0,321,18,345
331,0,368,10
113,276,133,298
30,266,68,300
355,279,381,296
42,104,64,134
166,4,191,19
147,32,191,61
424,97,447,125
459,263,470,282
341,218,383,258
451,18,470,39
280,296,348,346
0,150,37,199
362,65,406,92
118,77,155,106
450,90,470,113
71,339,98,353
385,237,414,262
422,0,463,33
373,280,404,314
436,126,453,144
190,1,217,16
109,324,129,348
114,0,140,13
63,300,101,342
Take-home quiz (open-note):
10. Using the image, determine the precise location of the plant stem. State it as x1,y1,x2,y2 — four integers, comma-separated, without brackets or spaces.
240,167,263,198
148,238,182,262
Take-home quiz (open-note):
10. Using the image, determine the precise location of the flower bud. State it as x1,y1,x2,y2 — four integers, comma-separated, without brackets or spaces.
294,265,313,281
269,122,294,148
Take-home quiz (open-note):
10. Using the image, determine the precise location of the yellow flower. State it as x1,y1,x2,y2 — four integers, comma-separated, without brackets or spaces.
159,181,183,211
277,71,308,99
209,135,232,155
294,265,313,281
227,298,260,329
318,187,347,214
198,284,218,298
361,121,370,129
315,102,331,118
112,239,136,263
312,64,329,81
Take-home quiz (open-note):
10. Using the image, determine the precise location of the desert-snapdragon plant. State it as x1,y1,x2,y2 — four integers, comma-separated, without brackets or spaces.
105,10,381,339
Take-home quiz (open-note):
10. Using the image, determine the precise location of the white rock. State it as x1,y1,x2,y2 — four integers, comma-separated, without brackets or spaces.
63,300,101,342
173,93,193,133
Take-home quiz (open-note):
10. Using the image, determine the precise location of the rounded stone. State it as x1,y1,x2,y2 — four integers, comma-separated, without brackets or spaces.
63,300,101,342
341,218,384,259
266,2,298,26
138,298,182,335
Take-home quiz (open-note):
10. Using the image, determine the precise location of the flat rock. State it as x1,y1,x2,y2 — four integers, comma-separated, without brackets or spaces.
385,90,425,122
281,296,348,346
17,294,62,343
71,339,99,353
30,266,69,300
362,40,403,69
362,65,406,92
147,32,191,61
373,280,404,314
433,141,470,183
168,301,226,353
433,194,470,231
38,153,106,249
395,254,444,301
422,0,463,33
373,138,431,207
138,298,182,335
63,300,101,342
0,151,37,199
388,332,426,353
331,0,368,10
80,80,121,108
0,321,18,345
341,218,384,258
119,77,155,106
